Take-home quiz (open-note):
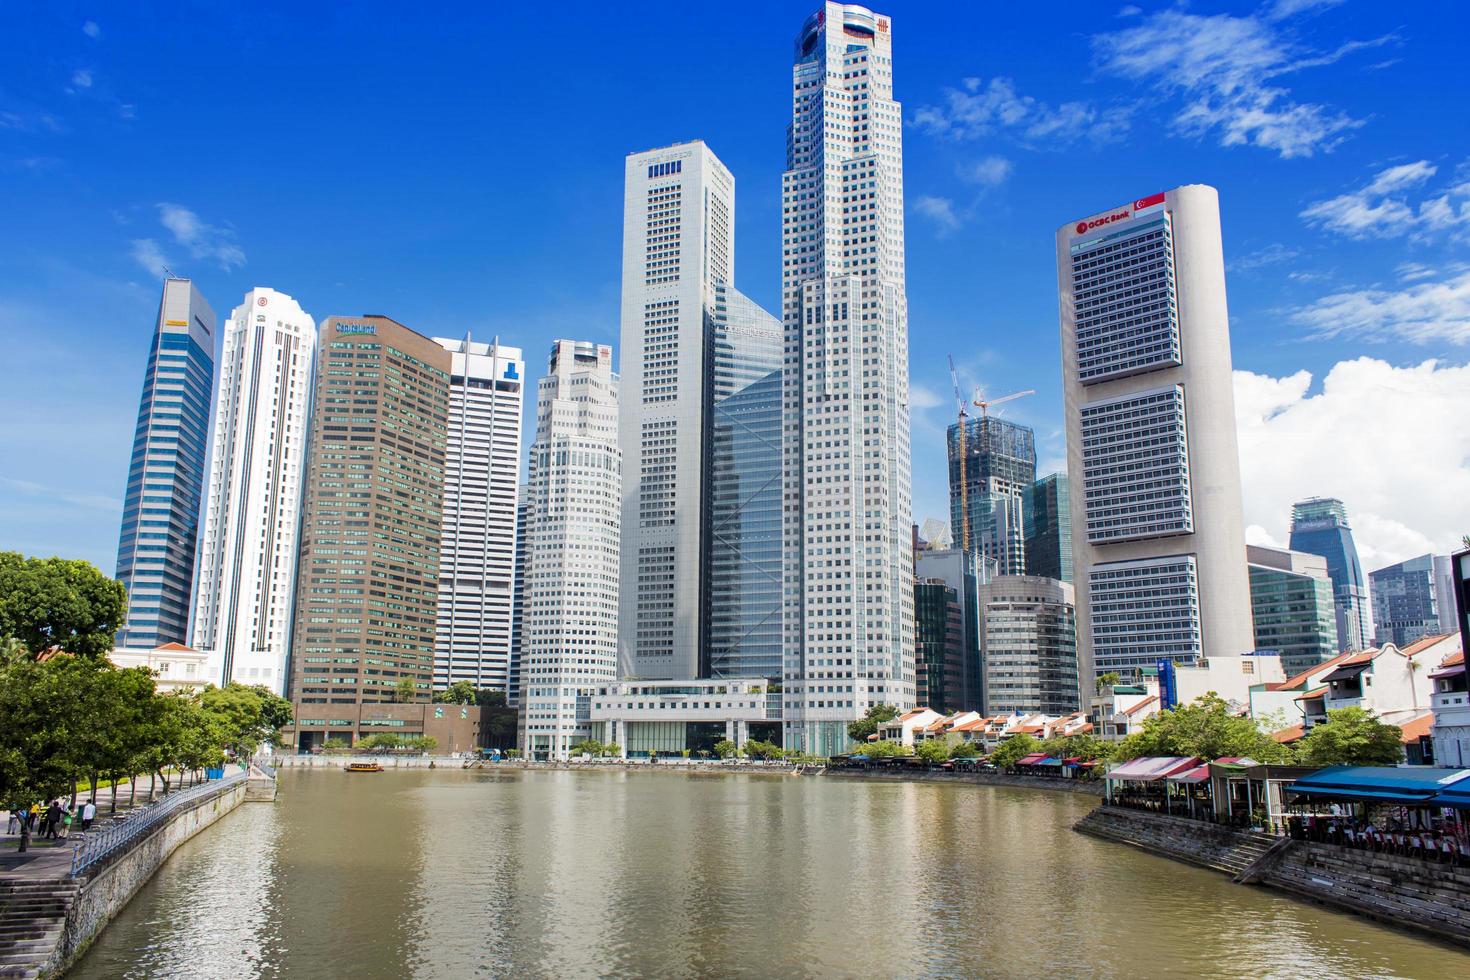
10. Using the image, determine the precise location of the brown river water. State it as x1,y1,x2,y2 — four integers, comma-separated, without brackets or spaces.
69,768,1470,978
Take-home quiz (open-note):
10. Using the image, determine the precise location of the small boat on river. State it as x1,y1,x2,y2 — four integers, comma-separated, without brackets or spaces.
344,761,384,773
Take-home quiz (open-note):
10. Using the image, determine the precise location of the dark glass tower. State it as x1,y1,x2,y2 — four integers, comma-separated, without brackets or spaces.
947,416,1036,576
703,283,783,678
914,579,964,712
1024,473,1072,584
1288,497,1372,652
114,278,215,649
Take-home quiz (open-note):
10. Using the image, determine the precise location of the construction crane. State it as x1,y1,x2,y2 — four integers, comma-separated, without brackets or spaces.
948,355,970,552
973,387,1035,418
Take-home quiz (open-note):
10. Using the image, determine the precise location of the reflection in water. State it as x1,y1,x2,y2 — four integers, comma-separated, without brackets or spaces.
70,769,1470,978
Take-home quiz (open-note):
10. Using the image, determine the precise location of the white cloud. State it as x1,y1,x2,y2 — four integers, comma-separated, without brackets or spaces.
1093,9,1387,158
82,21,101,39
1266,0,1345,20
909,384,943,411
70,69,93,90
1234,358,1470,569
913,77,1131,146
1117,5,1142,17
913,195,960,233
957,155,1013,187
1301,160,1470,240
1291,268,1470,344
156,203,245,269
1246,524,1286,549
129,238,170,277
0,478,118,513
1229,242,1300,272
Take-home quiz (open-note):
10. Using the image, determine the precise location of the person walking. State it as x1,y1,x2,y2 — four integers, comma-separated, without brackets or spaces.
6,808,19,835
81,799,96,831
59,804,73,839
43,799,62,840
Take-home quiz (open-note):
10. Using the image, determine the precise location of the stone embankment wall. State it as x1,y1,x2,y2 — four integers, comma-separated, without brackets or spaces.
826,769,1105,797
1076,805,1470,949
43,779,253,977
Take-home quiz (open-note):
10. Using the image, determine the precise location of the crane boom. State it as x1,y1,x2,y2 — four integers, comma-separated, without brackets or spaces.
949,354,970,553
973,388,1035,418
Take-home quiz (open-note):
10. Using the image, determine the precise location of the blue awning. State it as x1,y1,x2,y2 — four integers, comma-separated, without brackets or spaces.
1432,784,1470,809
1286,766,1470,805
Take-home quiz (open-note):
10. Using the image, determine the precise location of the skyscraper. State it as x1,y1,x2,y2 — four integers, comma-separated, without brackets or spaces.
1370,554,1449,648
520,341,620,760
1288,497,1372,652
432,336,525,693
915,547,984,712
618,141,749,682
1057,186,1253,682
1247,544,1339,676
190,287,315,694
782,4,914,757
914,579,964,713
947,416,1036,575
1023,473,1072,585
704,284,784,679
977,576,1079,716
115,278,215,650
509,487,531,706
288,316,451,736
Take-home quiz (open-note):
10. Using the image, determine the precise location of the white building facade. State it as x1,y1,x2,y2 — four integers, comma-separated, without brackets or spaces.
782,3,915,757
618,141,735,681
432,335,525,693
189,287,316,694
519,340,620,759
1056,186,1253,684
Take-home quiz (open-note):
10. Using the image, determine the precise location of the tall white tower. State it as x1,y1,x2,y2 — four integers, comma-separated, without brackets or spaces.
519,340,620,759
782,4,915,756
1056,185,1253,683
432,335,525,693
189,287,316,694
618,141,735,681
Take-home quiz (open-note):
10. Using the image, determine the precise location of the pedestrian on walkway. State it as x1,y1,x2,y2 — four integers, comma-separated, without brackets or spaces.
43,799,62,839
6,808,20,835
59,804,73,839
81,799,96,831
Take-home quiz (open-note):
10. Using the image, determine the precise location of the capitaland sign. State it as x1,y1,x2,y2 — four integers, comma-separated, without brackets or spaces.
337,323,377,335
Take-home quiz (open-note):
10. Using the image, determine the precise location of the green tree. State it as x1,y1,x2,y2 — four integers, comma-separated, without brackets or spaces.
434,680,477,705
392,678,418,703
915,739,951,764
568,739,605,757
357,733,404,750
990,734,1042,769
1115,693,1292,763
949,740,982,759
1095,671,1122,694
847,703,899,744
0,553,127,659
743,739,783,760
0,654,108,849
1296,707,1405,767
602,743,622,758
852,739,911,758
712,739,738,760
199,683,293,759
405,735,438,754
475,689,518,748
322,736,351,753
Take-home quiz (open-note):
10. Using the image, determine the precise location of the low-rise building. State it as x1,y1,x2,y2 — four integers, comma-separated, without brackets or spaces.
1173,652,1285,713
1431,646,1468,767
876,708,945,746
287,702,481,754
587,678,781,757
1091,679,1160,741
109,642,210,692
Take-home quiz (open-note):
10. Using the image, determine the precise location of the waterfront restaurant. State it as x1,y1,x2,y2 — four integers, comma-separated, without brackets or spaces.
1103,757,1201,811
1284,766,1470,863
1208,761,1317,829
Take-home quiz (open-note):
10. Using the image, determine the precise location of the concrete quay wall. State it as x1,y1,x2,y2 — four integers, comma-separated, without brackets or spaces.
1076,805,1470,949
42,779,256,977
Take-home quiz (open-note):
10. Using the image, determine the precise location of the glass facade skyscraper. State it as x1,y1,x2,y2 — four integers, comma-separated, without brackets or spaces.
1288,497,1373,652
947,416,1036,576
704,283,783,678
115,278,215,649
977,576,1079,716
1370,554,1448,648
914,579,964,713
1246,544,1339,677
1024,473,1072,585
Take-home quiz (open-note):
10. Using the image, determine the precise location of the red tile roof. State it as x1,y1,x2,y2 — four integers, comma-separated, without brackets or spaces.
1276,650,1358,692
1295,687,1327,702
1122,695,1159,717
1396,712,1434,743
1272,724,1306,744
154,641,196,652
1400,632,1457,658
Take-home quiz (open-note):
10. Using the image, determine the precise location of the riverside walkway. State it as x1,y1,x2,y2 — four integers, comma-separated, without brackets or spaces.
0,767,252,978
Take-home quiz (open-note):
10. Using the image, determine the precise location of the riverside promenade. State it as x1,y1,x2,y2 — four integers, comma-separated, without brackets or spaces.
0,766,276,979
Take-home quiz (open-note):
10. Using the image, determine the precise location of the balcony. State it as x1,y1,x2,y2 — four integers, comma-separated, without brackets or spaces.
1432,689,1470,729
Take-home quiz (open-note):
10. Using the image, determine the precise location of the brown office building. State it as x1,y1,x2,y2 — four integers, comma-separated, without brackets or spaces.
288,315,452,751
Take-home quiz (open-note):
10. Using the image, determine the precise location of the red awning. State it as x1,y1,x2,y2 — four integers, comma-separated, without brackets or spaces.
1015,752,1048,765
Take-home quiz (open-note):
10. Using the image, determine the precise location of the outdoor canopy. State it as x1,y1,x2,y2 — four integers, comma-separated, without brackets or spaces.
1015,753,1048,766
1105,756,1199,782
1286,765,1470,805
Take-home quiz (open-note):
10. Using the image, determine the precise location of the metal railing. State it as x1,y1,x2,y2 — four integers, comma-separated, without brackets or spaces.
69,770,248,876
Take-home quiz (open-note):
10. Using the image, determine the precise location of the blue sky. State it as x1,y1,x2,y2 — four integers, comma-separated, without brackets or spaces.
2,0,1468,576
